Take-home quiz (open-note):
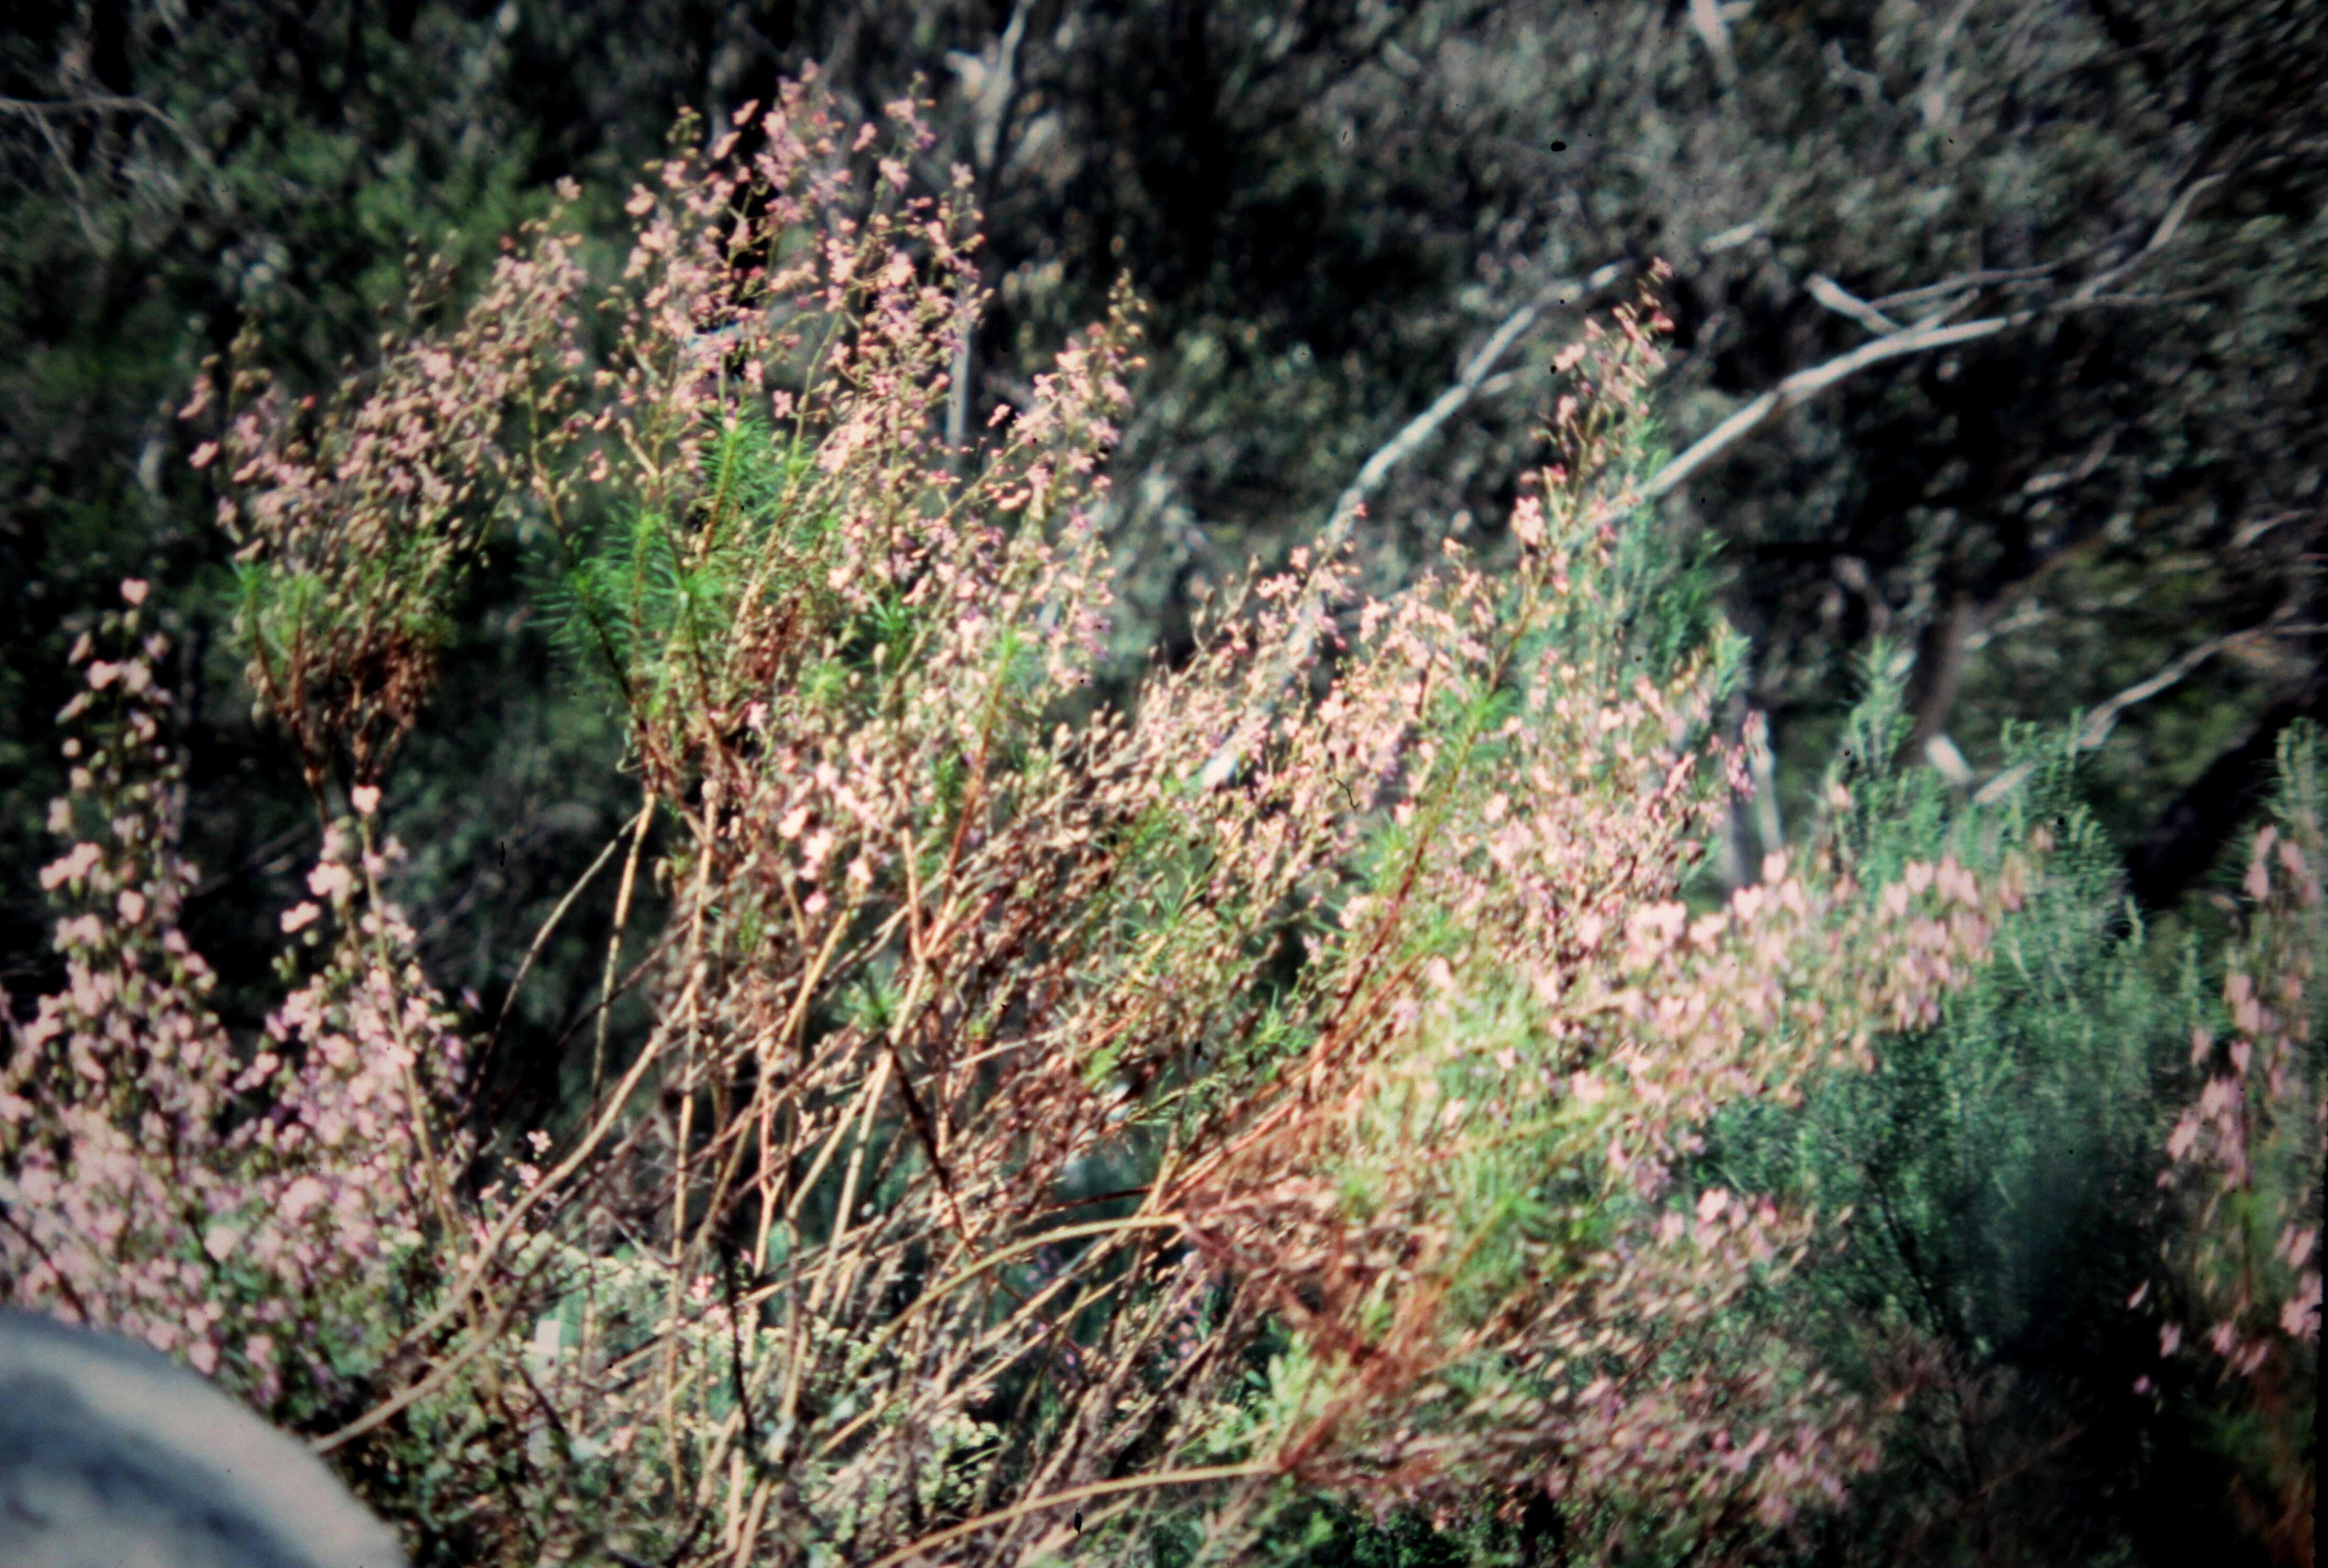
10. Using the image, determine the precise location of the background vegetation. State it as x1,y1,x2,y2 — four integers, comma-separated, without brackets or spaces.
2,2,2321,1564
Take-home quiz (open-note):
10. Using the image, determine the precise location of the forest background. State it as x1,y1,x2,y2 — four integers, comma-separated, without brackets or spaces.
0,0,2321,1564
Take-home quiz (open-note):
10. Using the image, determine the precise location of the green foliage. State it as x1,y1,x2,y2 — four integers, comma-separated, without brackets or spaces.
1695,659,2274,1566
536,416,827,717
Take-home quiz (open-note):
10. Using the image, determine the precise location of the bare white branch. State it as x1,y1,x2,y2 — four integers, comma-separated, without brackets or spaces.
1648,171,2226,505
2233,510,2312,549
1644,309,2005,501
2020,430,2115,497
2073,615,2278,753
1869,263,2062,311
1962,598,2053,651
1807,274,1905,336
1924,732,1976,788
1322,259,1634,549
1690,0,1738,85
1918,0,1979,133
1702,221,1763,253
1194,171,2228,797
2068,174,2225,305
1972,610,2287,804
967,0,1031,178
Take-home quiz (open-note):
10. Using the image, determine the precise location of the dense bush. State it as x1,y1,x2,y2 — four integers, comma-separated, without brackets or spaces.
2,77,2316,1568
1692,649,2320,1568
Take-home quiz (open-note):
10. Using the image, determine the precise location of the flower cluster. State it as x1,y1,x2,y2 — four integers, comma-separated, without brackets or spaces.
191,184,589,794
2,583,473,1417
2131,782,2322,1563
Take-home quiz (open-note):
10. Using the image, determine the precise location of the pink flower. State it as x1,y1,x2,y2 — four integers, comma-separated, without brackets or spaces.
280,1176,328,1223
120,578,149,605
40,842,101,891
2280,1274,2319,1341
281,901,322,934
351,784,381,816
1511,495,1546,549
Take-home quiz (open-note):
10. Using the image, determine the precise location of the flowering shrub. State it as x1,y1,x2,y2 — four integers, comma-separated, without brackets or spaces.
197,196,589,799
4,70,2048,1568
2,587,474,1421
2134,738,2323,1566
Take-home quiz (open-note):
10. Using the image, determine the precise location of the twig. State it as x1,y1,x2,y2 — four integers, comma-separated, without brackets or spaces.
862,1461,1278,1568
1971,610,2290,804
1688,0,1738,85
1644,309,2004,502
2231,511,2311,550
1647,173,2226,504
963,0,1030,180
2072,615,2283,753
484,821,628,1059
319,1005,677,1443
1322,258,1634,547
1188,255,1638,794
594,796,659,1113
2065,175,2224,305
1961,600,2054,652
1806,274,1905,336
0,93,213,165
943,0,1032,464
309,1226,560,1454
1868,263,2065,311
188,819,318,901
2018,430,2115,498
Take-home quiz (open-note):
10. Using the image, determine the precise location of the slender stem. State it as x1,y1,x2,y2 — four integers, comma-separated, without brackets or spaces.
862,1462,1278,1568
485,822,626,1059
593,794,658,1112
851,1213,1189,1374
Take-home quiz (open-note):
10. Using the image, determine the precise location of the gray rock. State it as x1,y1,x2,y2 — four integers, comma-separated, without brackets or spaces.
0,1309,408,1568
